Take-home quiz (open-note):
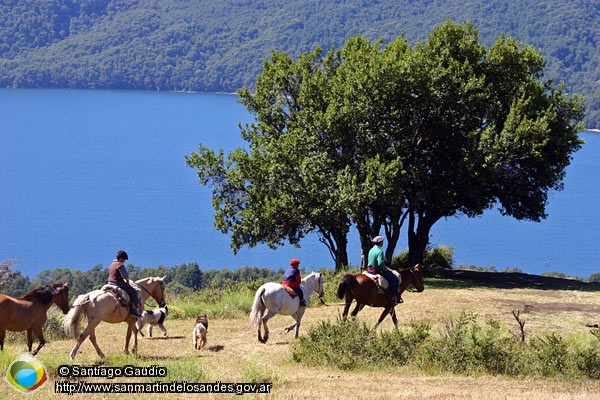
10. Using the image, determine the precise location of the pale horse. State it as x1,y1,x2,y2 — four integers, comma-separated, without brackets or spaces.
62,276,166,359
250,271,324,343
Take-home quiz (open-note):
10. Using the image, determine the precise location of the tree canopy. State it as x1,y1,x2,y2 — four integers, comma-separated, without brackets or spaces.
186,20,584,270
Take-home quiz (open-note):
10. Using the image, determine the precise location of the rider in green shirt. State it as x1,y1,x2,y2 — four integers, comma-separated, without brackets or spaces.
367,236,400,305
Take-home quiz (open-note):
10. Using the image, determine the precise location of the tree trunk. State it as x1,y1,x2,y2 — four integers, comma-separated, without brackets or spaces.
318,227,349,271
407,209,437,267
383,207,403,266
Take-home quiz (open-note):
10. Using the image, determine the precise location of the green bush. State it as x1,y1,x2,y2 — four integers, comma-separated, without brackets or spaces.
529,333,571,377
291,317,430,371
291,312,600,379
575,345,600,379
391,245,454,270
44,307,70,341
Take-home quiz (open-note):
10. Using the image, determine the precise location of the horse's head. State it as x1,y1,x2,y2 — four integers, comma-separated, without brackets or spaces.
405,264,424,292
137,276,167,308
51,281,71,314
312,272,325,298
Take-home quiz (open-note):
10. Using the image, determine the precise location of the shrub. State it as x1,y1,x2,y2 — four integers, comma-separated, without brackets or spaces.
391,245,454,270
242,361,283,384
291,317,431,371
44,307,70,340
292,312,600,379
529,333,571,377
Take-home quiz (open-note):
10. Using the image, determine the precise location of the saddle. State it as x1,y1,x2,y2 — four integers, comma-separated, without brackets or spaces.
363,270,402,293
282,284,298,299
101,284,131,308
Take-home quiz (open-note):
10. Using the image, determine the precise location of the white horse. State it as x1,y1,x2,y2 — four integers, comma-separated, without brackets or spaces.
250,272,324,343
63,276,166,359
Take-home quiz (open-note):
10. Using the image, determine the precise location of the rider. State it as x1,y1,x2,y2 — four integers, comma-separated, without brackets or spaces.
367,236,400,305
107,250,141,317
282,258,306,307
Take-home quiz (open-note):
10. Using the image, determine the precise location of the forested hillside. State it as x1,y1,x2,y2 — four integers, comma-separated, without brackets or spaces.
1,0,598,127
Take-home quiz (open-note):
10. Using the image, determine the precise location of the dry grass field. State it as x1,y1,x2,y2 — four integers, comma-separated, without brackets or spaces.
2,271,600,399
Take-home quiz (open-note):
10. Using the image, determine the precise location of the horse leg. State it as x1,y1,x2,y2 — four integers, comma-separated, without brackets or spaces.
390,307,399,328
341,292,353,319
0,328,4,351
260,309,280,344
30,327,46,356
70,318,103,359
124,321,138,354
294,314,303,338
25,329,33,352
132,328,138,354
88,330,106,359
283,322,297,333
350,302,363,318
124,324,133,354
375,306,393,327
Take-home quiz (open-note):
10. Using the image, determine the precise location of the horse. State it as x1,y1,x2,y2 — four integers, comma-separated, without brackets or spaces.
62,276,166,359
250,272,324,343
0,281,70,355
337,264,424,327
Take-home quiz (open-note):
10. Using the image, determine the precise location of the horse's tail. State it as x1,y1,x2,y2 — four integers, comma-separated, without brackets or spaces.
337,274,357,299
249,285,266,330
63,293,88,339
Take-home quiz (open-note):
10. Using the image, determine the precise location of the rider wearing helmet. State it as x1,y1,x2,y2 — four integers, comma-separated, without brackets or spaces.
107,250,141,317
367,236,400,305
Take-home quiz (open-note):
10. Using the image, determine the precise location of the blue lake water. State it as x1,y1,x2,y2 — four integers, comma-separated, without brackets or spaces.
1,89,599,278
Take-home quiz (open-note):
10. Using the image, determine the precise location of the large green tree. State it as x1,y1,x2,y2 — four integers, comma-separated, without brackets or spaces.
186,20,584,270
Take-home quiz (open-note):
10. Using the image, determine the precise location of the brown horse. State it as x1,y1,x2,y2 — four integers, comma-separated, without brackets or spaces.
0,281,70,355
63,276,166,359
337,264,424,327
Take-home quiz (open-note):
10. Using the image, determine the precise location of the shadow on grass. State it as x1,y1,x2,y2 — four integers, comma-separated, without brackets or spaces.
426,268,600,291
140,335,185,340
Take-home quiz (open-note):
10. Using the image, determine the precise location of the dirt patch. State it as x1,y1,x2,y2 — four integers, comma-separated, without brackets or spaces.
436,268,600,291
495,298,600,314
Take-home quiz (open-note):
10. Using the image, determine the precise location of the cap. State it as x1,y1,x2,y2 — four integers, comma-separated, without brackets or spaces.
290,258,301,266
372,236,384,243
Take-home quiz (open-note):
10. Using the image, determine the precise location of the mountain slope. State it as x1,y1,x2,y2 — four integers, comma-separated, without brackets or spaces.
1,0,598,127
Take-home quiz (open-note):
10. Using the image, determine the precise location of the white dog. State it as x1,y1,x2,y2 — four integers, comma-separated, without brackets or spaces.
136,306,168,337
193,315,208,350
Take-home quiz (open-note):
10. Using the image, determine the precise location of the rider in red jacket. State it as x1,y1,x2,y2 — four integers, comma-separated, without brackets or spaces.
282,259,306,307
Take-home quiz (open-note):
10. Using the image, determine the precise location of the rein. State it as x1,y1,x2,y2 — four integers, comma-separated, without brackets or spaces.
136,281,163,308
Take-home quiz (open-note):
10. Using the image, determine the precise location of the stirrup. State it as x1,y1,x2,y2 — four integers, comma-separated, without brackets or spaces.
130,308,141,317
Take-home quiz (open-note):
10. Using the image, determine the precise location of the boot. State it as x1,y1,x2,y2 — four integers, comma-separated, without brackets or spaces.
130,304,141,317
391,296,400,305
299,299,307,307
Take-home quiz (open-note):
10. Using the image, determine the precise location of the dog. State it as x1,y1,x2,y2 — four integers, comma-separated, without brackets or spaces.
192,314,208,350
136,306,168,337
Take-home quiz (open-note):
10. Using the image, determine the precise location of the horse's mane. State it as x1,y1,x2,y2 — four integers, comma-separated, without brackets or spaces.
20,284,60,304
301,271,319,282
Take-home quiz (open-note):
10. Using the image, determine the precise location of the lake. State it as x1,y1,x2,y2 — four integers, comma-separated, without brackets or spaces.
1,89,598,278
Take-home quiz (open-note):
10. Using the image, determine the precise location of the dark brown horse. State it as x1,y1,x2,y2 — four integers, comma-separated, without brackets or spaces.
337,264,424,327
0,281,70,355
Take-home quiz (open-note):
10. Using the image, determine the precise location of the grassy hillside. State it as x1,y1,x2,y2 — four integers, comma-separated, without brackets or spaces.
0,0,598,128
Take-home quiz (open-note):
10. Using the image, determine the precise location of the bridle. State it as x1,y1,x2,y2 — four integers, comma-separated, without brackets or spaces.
137,278,166,308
